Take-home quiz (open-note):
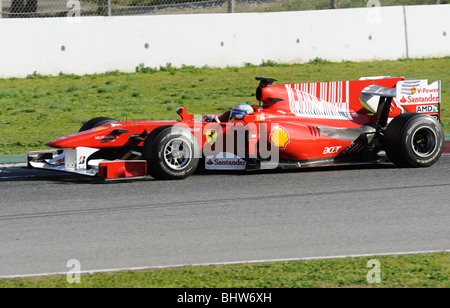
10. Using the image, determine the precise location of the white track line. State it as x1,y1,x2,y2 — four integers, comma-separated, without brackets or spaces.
1,249,449,279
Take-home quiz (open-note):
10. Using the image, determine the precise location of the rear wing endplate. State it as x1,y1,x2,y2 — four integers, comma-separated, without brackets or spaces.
361,79,441,126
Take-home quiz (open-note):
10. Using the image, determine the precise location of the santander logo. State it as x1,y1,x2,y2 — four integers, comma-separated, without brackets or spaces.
205,153,247,170
207,158,245,166
397,81,440,105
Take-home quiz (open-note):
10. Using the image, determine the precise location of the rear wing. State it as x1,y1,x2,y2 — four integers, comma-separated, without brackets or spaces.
361,79,441,125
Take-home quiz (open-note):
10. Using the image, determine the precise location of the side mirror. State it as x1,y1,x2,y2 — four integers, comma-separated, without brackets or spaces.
176,107,194,122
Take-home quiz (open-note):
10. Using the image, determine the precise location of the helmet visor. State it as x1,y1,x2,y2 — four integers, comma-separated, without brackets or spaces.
229,109,248,121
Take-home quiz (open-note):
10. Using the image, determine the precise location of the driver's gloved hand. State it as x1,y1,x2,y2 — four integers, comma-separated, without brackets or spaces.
203,115,219,122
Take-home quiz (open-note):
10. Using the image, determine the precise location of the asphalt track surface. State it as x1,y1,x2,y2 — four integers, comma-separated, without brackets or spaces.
0,155,449,277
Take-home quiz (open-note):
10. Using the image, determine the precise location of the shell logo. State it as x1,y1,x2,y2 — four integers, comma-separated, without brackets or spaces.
411,87,417,94
270,126,290,149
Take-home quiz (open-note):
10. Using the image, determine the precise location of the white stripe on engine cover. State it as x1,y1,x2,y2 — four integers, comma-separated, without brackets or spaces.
285,82,351,119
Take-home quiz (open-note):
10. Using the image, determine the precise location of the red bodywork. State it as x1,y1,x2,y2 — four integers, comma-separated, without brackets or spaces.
31,76,442,179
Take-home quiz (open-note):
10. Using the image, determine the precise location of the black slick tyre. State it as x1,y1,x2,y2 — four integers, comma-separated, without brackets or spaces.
143,126,199,180
79,117,118,132
384,113,444,167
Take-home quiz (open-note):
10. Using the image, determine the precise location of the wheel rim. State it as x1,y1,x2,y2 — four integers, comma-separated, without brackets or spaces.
163,137,192,170
411,127,437,157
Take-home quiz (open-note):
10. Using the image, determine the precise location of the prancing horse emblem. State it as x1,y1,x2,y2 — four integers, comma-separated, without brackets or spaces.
205,129,218,145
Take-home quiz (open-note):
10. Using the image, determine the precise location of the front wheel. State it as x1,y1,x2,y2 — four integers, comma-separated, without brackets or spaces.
384,113,444,167
143,126,200,180
79,117,117,132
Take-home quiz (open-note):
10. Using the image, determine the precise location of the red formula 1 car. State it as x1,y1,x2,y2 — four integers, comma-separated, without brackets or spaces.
28,76,445,180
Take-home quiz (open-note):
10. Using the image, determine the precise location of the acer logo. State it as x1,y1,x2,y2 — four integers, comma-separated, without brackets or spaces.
323,146,342,155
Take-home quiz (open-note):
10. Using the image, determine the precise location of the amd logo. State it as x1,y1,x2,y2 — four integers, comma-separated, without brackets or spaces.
416,105,438,113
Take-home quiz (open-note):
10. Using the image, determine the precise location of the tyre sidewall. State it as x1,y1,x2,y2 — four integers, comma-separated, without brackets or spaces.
145,126,199,180
79,117,117,132
401,116,444,167
385,113,444,167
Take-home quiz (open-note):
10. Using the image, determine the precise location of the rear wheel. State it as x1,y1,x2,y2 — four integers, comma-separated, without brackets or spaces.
143,126,199,180
79,117,117,132
384,113,444,167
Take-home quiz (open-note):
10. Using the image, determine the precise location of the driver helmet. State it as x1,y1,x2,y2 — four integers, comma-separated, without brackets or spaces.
229,103,253,121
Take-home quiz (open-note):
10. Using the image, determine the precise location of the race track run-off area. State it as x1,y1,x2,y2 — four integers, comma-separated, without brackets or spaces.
0,152,449,277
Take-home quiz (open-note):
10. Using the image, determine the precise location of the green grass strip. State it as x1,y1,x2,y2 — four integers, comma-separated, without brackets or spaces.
0,252,448,288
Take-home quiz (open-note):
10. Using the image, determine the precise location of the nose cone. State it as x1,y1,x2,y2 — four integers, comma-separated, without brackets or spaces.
46,130,92,148
46,135,73,148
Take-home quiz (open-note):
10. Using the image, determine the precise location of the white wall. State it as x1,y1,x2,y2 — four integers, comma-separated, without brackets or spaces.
405,5,450,59
0,4,448,77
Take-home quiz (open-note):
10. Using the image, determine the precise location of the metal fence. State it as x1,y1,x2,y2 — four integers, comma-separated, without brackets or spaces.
0,0,446,18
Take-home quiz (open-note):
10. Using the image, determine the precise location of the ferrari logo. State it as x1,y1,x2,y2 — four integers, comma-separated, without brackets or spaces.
205,129,218,145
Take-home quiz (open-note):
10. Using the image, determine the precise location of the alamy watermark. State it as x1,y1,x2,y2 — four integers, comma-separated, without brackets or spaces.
366,0,382,24
67,0,81,23
366,259,381,284
66,259,81,284
173,120,282,167
63,257,382,285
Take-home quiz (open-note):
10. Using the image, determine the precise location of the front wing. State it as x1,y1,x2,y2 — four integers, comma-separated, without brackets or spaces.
27,147,147,180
